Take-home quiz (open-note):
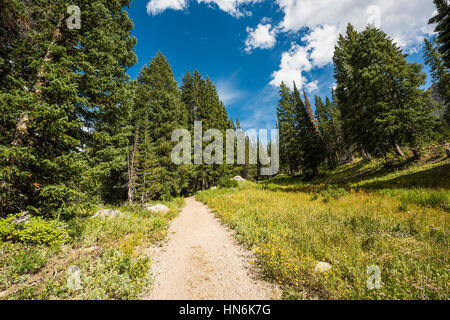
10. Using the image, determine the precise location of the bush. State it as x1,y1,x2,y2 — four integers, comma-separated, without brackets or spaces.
217,177,239,189
0,215,70,246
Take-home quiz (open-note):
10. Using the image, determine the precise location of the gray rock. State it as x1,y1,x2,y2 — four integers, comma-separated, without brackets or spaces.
446,148,450,158
146,204,170,213
92,209,121,218
12,212,31,224
314,262,332,273
232,176,246,181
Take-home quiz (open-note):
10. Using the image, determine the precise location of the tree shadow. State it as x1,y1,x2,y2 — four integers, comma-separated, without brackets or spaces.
261,162,450,193
360,163,450,190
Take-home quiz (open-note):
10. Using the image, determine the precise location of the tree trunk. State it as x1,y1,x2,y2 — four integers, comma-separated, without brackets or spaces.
312,166,319,177
361,148,372,161
393,143,405,158
412,147,422,160
128,127,139,203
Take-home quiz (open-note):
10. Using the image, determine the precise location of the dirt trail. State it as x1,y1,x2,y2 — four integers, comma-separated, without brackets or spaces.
144,197,280,300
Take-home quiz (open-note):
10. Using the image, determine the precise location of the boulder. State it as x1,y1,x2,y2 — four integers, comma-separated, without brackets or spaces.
314,262,332,273
146,204,170,214
446,148,450,158
232,176,246,181
92,209,121,218
12,212,31,224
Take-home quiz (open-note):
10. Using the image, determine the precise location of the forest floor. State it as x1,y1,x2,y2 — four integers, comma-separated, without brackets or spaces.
144,197,280,300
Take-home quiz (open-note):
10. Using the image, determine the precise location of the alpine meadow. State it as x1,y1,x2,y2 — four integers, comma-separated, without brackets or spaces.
0,0,449,304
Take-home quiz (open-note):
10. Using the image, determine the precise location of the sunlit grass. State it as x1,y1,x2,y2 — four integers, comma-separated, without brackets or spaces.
0,198,185,300
197,160,449,300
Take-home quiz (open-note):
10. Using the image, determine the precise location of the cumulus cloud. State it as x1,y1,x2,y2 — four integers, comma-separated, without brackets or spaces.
302,25,338,68
270,0,436,87
146,0,188,15
147,0,262,17
269,44,312,89
305,80,318,93
198,0,262,18
245,23,277,53
276,0,435,48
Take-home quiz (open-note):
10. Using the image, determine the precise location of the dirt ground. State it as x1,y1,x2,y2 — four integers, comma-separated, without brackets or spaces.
144,197,280,300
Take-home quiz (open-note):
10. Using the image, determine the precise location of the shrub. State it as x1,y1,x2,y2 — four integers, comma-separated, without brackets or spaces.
0,215,70,245
0,216,15,239
217,177,239,189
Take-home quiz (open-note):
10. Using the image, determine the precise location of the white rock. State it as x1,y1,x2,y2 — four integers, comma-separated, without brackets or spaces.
12,212,31,224
211,187,217,190
92,209,121,218
232,176,246,181
314,262,332,273
146,204,170,213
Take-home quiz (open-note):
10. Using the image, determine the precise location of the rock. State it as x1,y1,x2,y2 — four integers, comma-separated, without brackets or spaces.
446,148,450,158
146,204,170,214
211,187,217,190
314,262,332,273
92,209,121,218
12,212,31,224
232,176,246,181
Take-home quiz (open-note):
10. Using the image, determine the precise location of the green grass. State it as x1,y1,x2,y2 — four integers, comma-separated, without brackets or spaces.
0,198,184,300
196,160,449,300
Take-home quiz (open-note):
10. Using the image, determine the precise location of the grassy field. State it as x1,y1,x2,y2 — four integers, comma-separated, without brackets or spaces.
196,157,449,300
0,199,184,300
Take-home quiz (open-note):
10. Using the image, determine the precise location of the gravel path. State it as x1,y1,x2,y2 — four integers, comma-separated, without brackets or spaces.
144,197,280,300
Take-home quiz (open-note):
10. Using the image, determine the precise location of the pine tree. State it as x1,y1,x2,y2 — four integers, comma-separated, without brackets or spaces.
334,24,434,160
181,70,233,190
131,52,188,201
424,38,450,123
429,0,450,68
276,82,300,176
292,83,326,177
315,96,337,168
0,0,137,217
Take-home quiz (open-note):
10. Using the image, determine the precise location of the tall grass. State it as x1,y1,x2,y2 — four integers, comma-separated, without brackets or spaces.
197,165,449,299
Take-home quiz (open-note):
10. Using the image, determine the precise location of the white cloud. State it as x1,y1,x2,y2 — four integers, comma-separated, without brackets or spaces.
302,24,338,68
245,23,277,53
269,44,312,89
270,0,436,87
198,0,262,18
147,0,262,17
276,0,435,48
146,0,188,15
305,80,318,93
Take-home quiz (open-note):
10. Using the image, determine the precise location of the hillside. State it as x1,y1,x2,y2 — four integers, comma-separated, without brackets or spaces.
196,153,450,299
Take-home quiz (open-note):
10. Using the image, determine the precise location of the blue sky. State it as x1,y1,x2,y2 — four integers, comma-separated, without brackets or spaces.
126,0,437,131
